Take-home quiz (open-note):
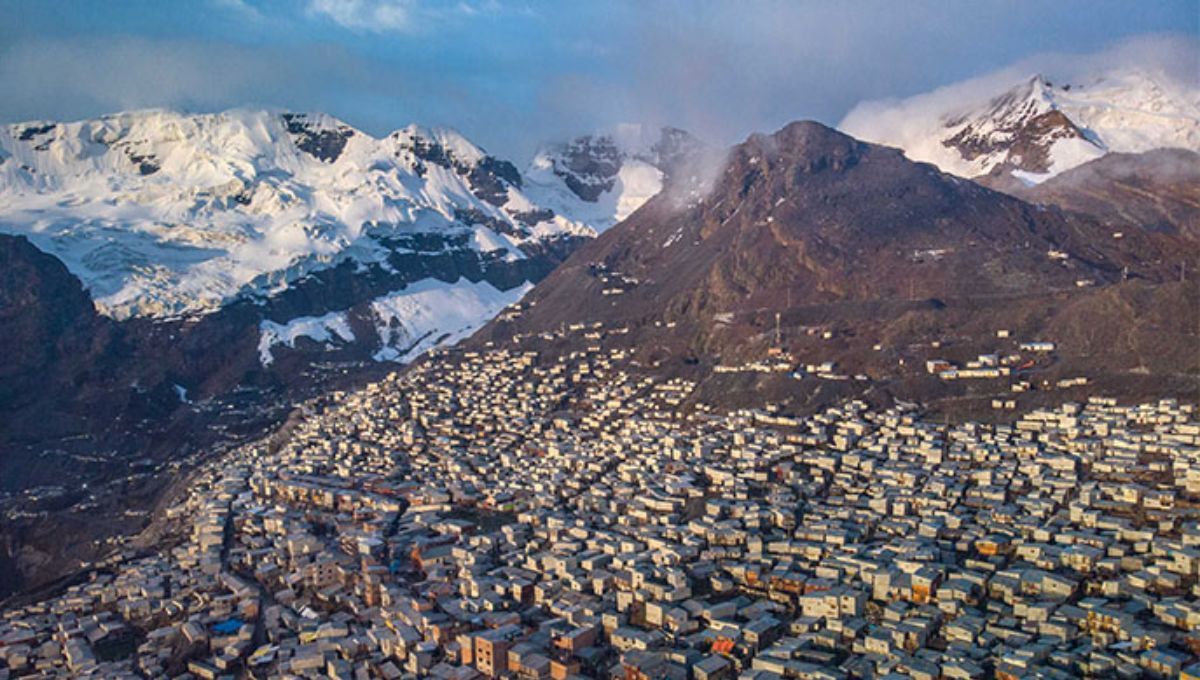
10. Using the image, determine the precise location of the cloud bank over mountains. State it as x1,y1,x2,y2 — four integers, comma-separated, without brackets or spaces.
0,0,1194,161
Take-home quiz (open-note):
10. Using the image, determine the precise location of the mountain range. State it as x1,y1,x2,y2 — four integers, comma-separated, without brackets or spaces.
0,110,666,315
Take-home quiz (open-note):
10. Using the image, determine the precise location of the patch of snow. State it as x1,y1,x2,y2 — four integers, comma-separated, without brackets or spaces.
1010,169,1052,186
612,161,665,223
469,226,521,258
370,277,532,363
1043,135,1103,176
523,157,663,234
258,311,355,366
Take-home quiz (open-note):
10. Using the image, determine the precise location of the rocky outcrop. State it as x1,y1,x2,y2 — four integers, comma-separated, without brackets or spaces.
282,112,356,162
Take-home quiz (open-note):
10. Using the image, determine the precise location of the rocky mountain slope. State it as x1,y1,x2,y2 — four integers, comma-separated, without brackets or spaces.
479,121,1197,408
1011,148,1200,241
0,235,119,427
840,67,1199,186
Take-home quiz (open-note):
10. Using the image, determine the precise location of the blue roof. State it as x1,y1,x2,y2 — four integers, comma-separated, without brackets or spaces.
212,618,244,634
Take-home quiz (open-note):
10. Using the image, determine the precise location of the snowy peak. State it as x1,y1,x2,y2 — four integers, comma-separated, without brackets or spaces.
522,125,704,232
0,108,593,319
942,75,1099,178
945,75,1058,131
281,112,356,163
541,133,625,203
1043,67,1200,157
4,109,351,196
389,124,523,207
392,124,488,171
841,65,1200,185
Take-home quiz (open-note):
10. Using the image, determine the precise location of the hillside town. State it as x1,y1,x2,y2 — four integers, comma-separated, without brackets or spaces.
2,342,1199,680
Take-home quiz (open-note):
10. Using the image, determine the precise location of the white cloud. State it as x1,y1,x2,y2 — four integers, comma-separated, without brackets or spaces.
210,0,263,20
306,0,415,32
302,0,508,34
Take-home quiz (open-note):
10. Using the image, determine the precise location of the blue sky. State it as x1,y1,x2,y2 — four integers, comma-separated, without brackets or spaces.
0,0,1195,160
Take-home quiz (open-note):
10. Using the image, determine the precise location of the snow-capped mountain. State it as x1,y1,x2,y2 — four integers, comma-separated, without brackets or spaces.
523,124,704,232
840,67,1200,185
0,111,696,511
0,108,591,320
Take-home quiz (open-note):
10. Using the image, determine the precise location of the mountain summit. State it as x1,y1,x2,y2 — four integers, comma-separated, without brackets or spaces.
841,67,1200,186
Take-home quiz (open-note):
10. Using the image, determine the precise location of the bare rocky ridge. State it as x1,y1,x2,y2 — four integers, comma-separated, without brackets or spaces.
1005,148,1200,241
0,235,115,410
478,121,1198,408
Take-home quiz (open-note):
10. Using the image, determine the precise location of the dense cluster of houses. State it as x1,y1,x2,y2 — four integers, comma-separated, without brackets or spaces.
1,341,1199,679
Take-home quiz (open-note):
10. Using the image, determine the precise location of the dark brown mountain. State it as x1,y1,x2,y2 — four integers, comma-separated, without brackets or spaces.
0,235,127,461
478,121,1198,407
0,235,110,402
1003,148,1200,241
